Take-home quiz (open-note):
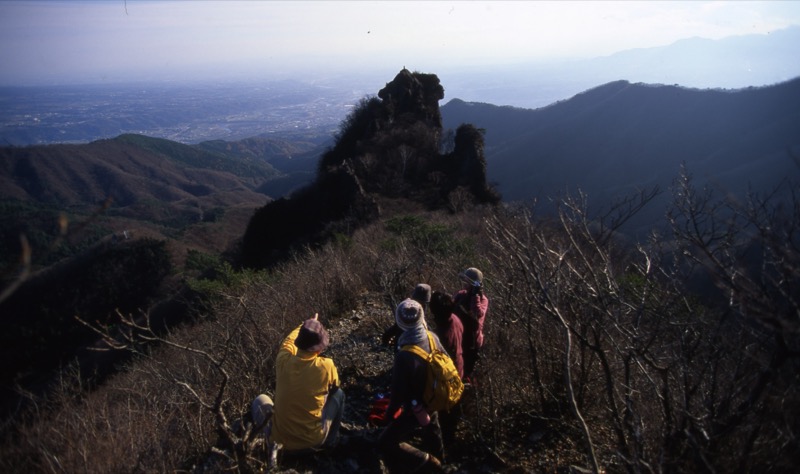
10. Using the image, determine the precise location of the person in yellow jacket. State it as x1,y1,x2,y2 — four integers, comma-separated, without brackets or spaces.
252,313,345,452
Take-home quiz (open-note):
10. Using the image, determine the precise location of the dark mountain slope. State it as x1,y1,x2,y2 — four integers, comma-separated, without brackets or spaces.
442,78,800,229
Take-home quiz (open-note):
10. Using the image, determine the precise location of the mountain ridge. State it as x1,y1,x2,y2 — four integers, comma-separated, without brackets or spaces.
0,134,276,208
441,76,800,233
436,26,800,109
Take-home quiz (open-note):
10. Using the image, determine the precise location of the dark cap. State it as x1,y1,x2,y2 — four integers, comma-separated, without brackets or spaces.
294,318,329,352
411,283,432,303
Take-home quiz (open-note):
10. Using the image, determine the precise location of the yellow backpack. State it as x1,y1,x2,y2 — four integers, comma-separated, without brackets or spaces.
402,331,464,412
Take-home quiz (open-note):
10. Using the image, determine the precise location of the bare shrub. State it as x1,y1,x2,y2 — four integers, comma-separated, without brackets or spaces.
447,186,473,213
664,169,800,472
0,269,281,473
480,175,800,473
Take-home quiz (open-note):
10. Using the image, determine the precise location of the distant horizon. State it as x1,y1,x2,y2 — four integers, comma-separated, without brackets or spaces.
2,1,800,87
1,24,798,113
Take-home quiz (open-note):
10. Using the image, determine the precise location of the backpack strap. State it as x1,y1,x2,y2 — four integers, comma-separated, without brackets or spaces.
401,331,435,360
402,344,429,360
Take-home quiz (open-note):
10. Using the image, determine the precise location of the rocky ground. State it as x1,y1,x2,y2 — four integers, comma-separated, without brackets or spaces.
242,299,516,473
201,295,588,473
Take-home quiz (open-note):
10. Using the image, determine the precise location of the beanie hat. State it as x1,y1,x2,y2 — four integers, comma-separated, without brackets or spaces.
395,298,424,331
294,318,329,352
410,283,432,304
460,267,483,286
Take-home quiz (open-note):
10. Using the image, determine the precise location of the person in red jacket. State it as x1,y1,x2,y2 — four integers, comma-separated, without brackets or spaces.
452,267,489,380
429,290,464,448
430,291,464,379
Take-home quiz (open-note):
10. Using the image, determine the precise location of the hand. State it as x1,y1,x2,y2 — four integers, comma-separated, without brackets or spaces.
381,333,397,347
381,324,400,347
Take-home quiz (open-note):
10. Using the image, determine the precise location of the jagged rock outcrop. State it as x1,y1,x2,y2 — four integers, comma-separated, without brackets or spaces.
378,69,444,128
241,69,499,269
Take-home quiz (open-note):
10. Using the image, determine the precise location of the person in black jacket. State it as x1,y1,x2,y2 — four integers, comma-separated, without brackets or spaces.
378,298,445,473
380,283,432,350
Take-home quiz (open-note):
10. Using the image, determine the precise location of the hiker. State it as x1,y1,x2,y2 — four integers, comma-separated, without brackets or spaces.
381,283,432,350
429,291,464,379
452,267,489,380
429,290,465,447
378,298,446,473
251,313,345,454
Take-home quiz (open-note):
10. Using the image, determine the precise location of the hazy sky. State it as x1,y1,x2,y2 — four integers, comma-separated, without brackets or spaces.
1,0,799,85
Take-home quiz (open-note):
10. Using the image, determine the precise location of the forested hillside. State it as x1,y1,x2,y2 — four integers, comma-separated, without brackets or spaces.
0,132,329,269
1,134,277,209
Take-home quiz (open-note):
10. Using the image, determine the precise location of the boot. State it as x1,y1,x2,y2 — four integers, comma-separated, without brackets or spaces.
423,453,445,473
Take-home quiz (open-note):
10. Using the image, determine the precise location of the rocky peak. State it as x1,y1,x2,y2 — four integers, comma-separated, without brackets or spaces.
241,70,499,269
377,68,444,129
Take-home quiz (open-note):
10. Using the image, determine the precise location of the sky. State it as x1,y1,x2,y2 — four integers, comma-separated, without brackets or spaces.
1,0,800,86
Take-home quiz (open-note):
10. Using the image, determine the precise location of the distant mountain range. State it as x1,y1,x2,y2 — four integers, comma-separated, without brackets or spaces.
585,26,800,88
441,77,800,235
442,25,800,109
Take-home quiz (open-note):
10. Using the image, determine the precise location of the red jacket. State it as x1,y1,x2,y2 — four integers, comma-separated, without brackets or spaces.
435,314,464,379
452,289,488,350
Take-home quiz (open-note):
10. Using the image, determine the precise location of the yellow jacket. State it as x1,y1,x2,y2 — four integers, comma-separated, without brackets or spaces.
271,324,339,450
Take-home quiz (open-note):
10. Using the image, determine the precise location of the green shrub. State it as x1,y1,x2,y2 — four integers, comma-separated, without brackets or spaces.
383,214,471,257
